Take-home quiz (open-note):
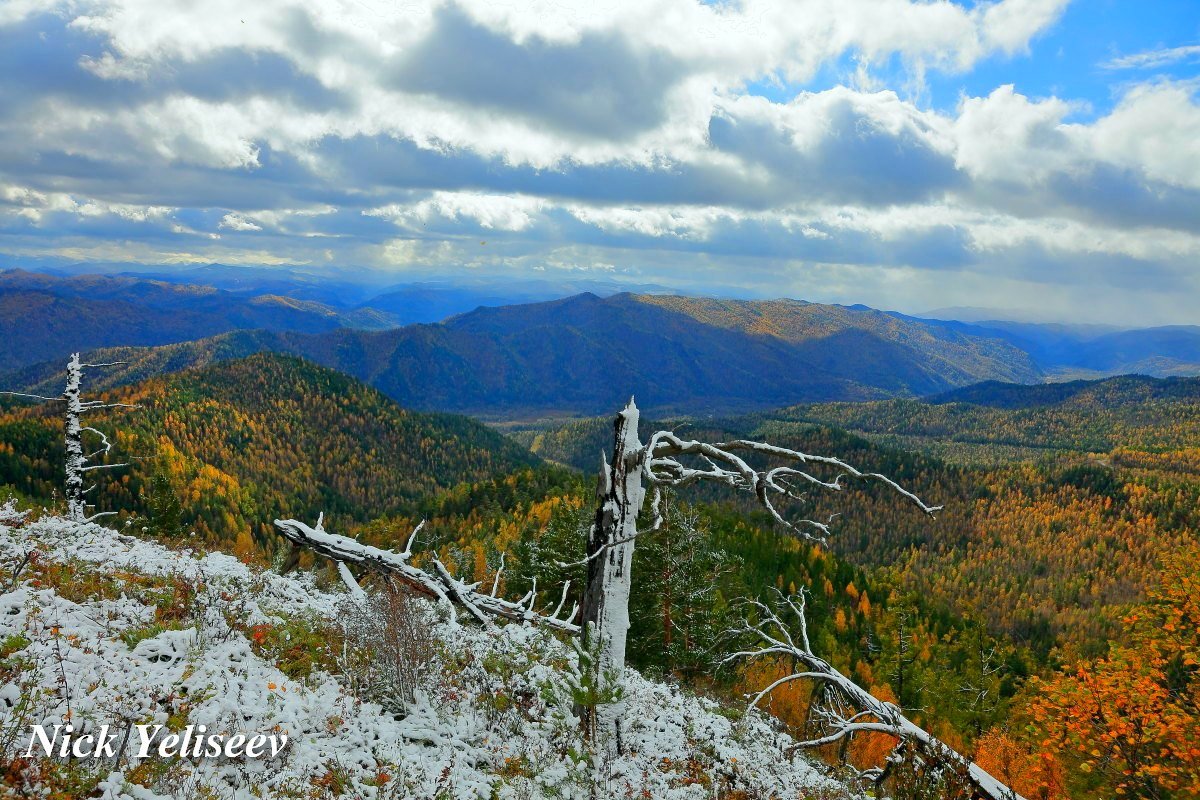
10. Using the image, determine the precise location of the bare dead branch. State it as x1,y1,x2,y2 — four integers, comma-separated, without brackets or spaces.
643,431,940,542
274,516,579,634
722,589,1022,800
0,391,63,402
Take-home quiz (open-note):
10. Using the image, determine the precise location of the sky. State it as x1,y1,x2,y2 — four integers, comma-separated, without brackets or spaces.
0,0,1198,324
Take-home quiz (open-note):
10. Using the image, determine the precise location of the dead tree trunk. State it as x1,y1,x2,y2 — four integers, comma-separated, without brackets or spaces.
3,353,134,524
274,515,579,633
574,399,945,758
63,354,86,522
577,398,645,756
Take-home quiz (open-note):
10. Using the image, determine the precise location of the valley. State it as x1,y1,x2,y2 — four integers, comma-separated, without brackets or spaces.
2,268,1198,799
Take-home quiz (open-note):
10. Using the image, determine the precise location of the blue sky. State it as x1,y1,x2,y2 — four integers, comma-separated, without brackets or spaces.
0,0,1198,324
934,0,1199,114
750,1,1200,115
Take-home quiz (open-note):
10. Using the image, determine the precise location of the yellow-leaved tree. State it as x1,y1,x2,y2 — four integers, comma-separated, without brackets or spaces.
1025,545,1200,798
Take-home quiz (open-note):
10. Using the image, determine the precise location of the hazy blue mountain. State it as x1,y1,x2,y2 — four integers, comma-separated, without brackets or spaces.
358,277,675,324
904,313,1200,379
0,269,395,372
925,374,1200,409
124,264,387,308
5,292,1042,417
21,263,679,321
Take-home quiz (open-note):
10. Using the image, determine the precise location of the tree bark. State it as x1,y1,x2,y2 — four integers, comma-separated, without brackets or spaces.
578,398,645,756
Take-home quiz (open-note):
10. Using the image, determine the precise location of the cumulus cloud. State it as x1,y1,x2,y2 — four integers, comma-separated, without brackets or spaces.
218,213,263,231
1,0,1199,324
709,89,961,206
366,192,548,233
387,5,689,140
1089,83,1200,189
953,86,1079,184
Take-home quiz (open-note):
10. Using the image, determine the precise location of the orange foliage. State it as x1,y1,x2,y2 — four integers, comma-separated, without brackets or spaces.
847,683,900,770
973,730,1068,800
733,657,813,730
1024,546,1200,799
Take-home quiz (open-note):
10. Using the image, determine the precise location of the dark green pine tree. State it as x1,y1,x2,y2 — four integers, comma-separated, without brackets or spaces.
143,458,185,539
628,494,740,679
509,502,590,614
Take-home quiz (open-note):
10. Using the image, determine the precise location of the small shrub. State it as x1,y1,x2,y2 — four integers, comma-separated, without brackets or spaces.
335,579,435,713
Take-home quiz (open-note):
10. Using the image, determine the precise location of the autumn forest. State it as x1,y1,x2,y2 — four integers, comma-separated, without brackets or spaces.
1,347,1197,798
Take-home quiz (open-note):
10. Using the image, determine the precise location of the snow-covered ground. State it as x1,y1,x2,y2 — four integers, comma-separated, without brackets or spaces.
0,516,848,799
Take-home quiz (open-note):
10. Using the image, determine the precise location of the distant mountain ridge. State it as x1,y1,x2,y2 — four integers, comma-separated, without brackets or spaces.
359,277,677,324
903,314,1200,379
111,265,678,324
637,295,1040,391
0,269,397,372
9,265,1200,386
5,292,1042,417
926,374,1200,409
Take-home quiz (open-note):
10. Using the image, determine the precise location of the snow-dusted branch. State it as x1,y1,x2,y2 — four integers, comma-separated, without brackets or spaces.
722,589,1021,800
0,391,62,402
644,431,940,542
571,399,943,759
274,516,579,634
0,499,28,528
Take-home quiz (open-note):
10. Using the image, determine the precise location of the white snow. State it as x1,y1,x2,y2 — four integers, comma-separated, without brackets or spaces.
0,516,847,799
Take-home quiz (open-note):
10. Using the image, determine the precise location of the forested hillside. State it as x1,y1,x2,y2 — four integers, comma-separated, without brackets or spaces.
3,358,1197,797
519,382,1200,657
507,384,1200,797
0,359,1044,790
3,291,1044,416
781,374,1200,459
0,353,536,551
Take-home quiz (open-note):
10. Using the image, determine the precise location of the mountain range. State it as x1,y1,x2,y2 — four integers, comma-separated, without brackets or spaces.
4,289,1042,416
0,269,396,372
5,267,1200,418
0,267,676,372
904,315,1200,379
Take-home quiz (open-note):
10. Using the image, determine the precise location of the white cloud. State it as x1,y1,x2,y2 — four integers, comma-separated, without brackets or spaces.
952,85,1080,184
567,204,732,239
1102,44,1200,70
15,0,1073,170
367,193,548,232
5,0,1200,324
132,97,267,169
1089,82,1200,189
978,0,1069,56
218,212,263,231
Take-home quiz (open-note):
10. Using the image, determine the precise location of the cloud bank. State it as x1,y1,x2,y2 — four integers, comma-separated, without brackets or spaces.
2,0,1199,324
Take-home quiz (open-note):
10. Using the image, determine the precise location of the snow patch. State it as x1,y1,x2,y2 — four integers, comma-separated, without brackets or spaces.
0,517,846,799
